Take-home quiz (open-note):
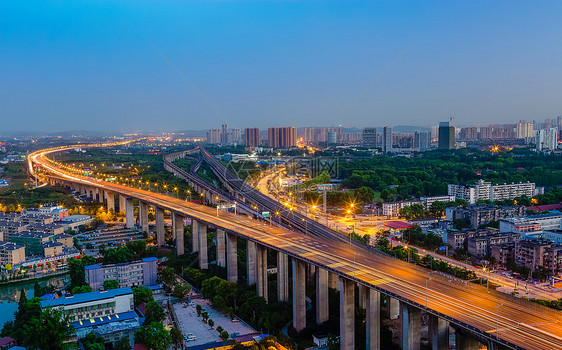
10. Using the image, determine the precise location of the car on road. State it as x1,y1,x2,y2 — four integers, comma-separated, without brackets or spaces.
185,333,197,341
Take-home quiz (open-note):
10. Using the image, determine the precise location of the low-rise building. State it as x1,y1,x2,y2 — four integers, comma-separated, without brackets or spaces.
515,238,553,272
447,205,525,229
466,232,521,258
500,212,562,234
26,222,65,236
8,231,55,256
491,243,515,268
20,213,54,225
0,241,25,266
85,257,158,291
56,233,74,248
0,220,28,240
42,241,64,257
40,288,138,348
59,215,92,231
382,200,423,217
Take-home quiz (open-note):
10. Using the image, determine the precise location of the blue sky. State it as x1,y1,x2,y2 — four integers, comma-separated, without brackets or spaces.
1,1,561,133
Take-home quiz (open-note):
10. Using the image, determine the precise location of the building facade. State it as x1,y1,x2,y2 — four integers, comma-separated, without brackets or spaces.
85,257,158,291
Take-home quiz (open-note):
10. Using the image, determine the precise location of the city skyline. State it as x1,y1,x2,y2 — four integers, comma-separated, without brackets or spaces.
2,1,562,133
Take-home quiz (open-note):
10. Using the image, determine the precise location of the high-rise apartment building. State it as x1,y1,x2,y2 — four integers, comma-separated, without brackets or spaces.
268,127,297,148
206,128,221,144
230,128,241,144
438,121,455,149
244,128,261,148
362,127,377,147
414,131,431,151
382,126,392,152
221,124,229,145
301,127,315,143
536,128,558,151
516,121,535,139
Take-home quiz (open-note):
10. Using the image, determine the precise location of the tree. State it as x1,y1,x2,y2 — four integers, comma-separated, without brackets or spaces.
454,218,471,230
114,336,131,350
132,286,153,306
103,280,119,290
429,201,449,218
82,331,105,350
23,307,74,350
172,283,191,299
68,258,86,288
18,289,27,310
208,319,214,329
202,311,209,323
220,330,229,341
354,186,375,204
33,281,42,298
4,264,12,273
144,300,166,325
72,285,93,295
196,304,202,317
135,322,172,350
170,327,183,347
159,267,176,286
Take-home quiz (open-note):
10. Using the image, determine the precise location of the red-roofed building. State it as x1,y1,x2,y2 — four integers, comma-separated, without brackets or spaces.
526,203,562,214
383,221,412,230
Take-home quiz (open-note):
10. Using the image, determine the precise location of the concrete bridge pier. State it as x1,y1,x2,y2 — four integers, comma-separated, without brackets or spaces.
366,288,381,350
400,302,421,350
429,314,449,350
139,201,149,233
388,297,400,320
156,207,165,246
247,241,257,285
125,197,134,229
216,229,226,267
339,277,355,350
198,221,208,269
455,329,480,350
192,220,199,253
256,245,268,302
173,213,184,256
292,258,306,332
277,252,289,302
105,191,115,212
358,284,367,310
226,232,238,282
328,272,338,289
119,195,126,214
316,268,329,324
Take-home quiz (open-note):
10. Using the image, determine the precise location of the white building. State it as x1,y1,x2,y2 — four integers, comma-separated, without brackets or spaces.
447,184,477,204
449,179,536,204
536,128,558,151
420,195,455,208
382,199,423,217
499,212,562,234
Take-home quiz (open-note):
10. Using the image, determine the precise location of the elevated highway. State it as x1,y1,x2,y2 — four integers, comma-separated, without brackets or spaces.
29,144,562,350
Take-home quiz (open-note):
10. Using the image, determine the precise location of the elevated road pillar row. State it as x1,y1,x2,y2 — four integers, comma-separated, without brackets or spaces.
125,197,134,229
316,268,329,325
247,241,257,285
339,277,355,350
156,207,165,246
277,252,289,302
226,233,238,282
292,259,306,332
256,245,268,303
173,213,184,256
105,191,115,212
192,220,199,253
400,302,421,350
366,288,380,350
216,229,226,267
119,195,126,214
139,201,149,233
198,221,208,269
429,314,449,350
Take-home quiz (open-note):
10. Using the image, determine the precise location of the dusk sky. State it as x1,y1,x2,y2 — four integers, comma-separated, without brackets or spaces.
2,1,562,133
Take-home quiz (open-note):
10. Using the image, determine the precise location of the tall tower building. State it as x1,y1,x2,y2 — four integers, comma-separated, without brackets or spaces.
362,127,377,147
207,128,221,144
438,121,455,149
221,124,228,145
268,127,297,148
382,126,392,152
244,128,260,148
414,131,430,151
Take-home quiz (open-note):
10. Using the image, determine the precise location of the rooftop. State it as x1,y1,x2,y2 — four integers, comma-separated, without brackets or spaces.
40,287,133,308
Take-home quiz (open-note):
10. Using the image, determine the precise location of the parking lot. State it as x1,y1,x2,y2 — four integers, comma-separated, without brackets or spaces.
173,298,255,347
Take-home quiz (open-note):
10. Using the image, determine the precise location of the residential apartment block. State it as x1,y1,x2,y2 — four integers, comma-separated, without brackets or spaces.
446,204,526,229
448,179,537,204
85,257,158,291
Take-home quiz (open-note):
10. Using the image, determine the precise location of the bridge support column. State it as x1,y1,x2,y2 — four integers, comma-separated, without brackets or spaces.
400,302,421,350
247,241,257,285
139,201,149,233
316,268,329,324
429,315,449,350
358,284,367,309
292,259,306,332
256,245,268,302
277,252,289,302
307,264,316,284
192,220,199,253
366,288,380,350
389,297,399,320
156,207,165,246
198,221,208,269
226,233,238,282
339,277,355,350
119,195,126,214
216,229,226,267
173,213,184,256
456,329,479,350
106,191,115,212
125,197,134,229
328,272,338,289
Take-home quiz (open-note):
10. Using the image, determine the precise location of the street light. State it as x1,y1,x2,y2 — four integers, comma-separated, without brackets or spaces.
425,277,432,308
496,303,504,339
